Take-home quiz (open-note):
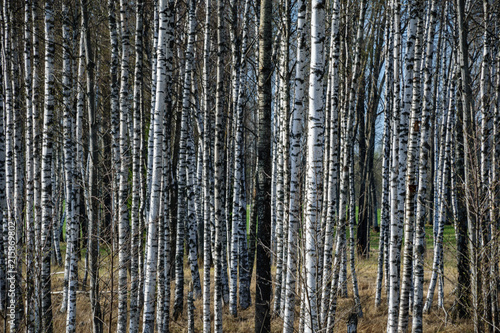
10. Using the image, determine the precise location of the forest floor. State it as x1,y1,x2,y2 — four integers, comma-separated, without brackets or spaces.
18,224,473,332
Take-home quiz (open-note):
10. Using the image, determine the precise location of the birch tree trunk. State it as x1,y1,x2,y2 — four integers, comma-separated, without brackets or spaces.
173,0,197,318
213,0,226,328
31,0,42,326
282,0,306,330
186,121,202,298
412,0,438,331
375,3,393,308
41,1,55,331
397,0,420,329
129,1,143,331
236,0,251,311
141,0,172,330
201,0,211,328
117,0,131,330
61,3,77,332
387,0,404,329
23,1,37,330
304,0,325,330
3,3,16,331
320,0,340,321
273,0,290,313
423,77,454,314
0,33,6,319
108,0,121,270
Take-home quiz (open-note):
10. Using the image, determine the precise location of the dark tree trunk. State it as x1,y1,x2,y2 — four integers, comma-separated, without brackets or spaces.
81,1,103,331
452,50,470,320
254,0,272,329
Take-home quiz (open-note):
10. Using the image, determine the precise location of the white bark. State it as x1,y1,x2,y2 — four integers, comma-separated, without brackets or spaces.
141,0,170,330
129,1,144,331
117,1,131,331
282,0,306,329
40,1,55,331
186,122,202,298
412,1,438,331
387,0,403,329
24,1,37,331
201,0,211,328
320,0,340,322
214,0,225,328
304,0,325,330
397,0,420,329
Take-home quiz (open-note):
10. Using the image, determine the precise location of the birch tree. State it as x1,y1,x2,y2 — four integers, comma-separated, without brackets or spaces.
320,0,340,321
282,0,307,330
304,0,325,330
23,1,37,330
117,0,131,330
376,2,394,307
41,1,56,331
412,0,438,331
201,0,211,328
141,0,172,330
3,2,17,331
397,0,421,329
128,1,144,332
387,0,403,329
212,0,226,328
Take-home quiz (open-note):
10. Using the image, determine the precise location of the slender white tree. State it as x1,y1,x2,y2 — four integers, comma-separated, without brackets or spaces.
40,1,55,331
141,0,170,330
117,0,131,330
201,0,212,328
282,0,307,330
213,0,226,328
186,119,202,298
320,0,340,322
129,1,144,331
304,0,325,330
397,0,421,329
387,0,403,329
23,1,37,331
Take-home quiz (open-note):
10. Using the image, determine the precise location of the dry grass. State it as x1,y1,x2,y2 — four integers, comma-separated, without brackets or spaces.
5,233,474,333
